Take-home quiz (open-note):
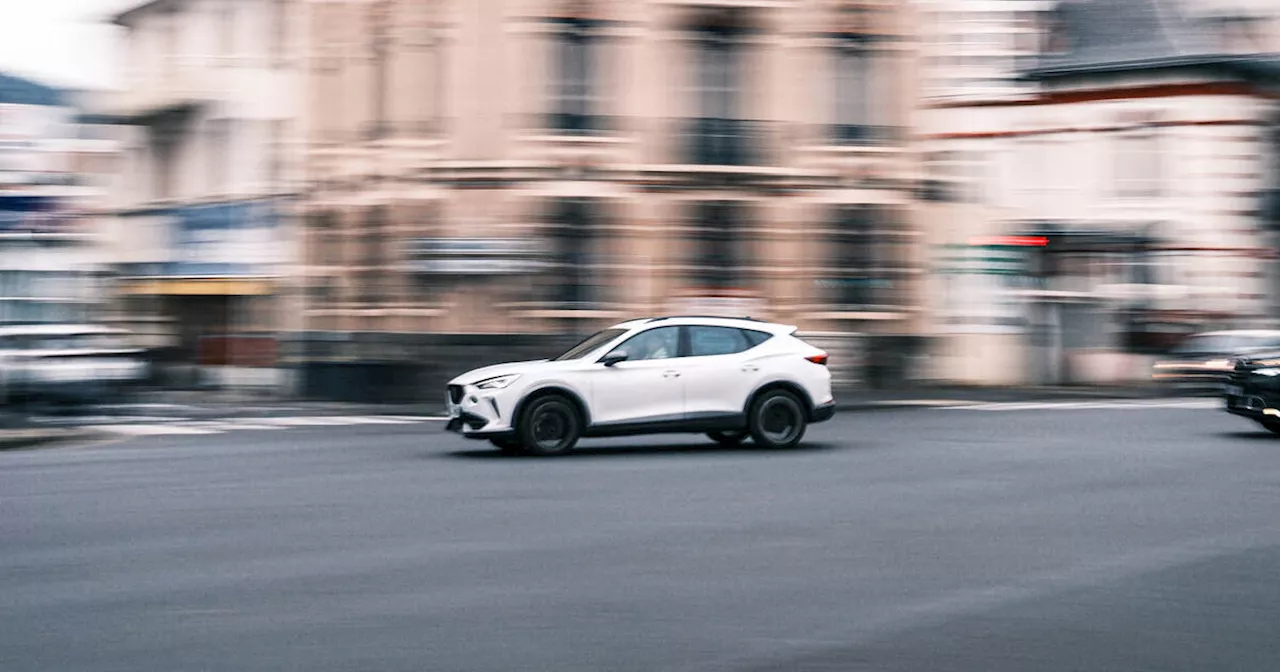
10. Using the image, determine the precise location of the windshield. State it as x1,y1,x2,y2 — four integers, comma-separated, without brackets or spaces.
552,328,628,361
1175,334,1280,355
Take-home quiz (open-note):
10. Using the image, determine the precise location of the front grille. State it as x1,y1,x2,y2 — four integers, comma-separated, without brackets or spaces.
448,385,464,404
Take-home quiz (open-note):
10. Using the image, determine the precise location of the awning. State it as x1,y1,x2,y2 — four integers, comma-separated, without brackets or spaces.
121,278,274,296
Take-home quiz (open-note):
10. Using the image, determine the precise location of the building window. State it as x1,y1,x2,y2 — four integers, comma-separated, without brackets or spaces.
268,119,286,187
1116,127,1161,198
833,39,875,143
687,22,753,165
688,201,746,292
551,20,597,134
827,206,900,309
362,206,385,304
207,118,229,193
548,199,601,307
271,0,288,67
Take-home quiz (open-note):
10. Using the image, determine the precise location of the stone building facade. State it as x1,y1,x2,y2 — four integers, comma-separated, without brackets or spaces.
297,0,927,400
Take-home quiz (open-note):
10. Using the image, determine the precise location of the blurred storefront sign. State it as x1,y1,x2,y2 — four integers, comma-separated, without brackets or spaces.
123,199,283,280
937,243,1031,276
0,194,74,234
405,238,551,275
121,278,273,296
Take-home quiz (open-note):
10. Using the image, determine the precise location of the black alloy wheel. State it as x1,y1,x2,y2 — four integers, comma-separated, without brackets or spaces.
707,431,749,447
748,390,807,449
518,396,582,456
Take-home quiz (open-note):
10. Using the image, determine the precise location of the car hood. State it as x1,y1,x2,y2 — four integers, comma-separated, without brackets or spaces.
449,359,581,386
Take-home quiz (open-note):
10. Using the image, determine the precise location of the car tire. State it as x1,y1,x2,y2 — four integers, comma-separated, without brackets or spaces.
489,437,527,455
747,390,807,450
707,431,748,447
1262,421,1280,437
518,395,581,456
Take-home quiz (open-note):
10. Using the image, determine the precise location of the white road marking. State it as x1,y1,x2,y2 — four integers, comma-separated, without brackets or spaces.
179,421,286,432
87,424,220,436
78,414,440,438
253,417,367,427
948,398,1220,412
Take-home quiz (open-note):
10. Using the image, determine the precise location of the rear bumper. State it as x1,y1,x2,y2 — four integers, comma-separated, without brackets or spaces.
810,402,836,423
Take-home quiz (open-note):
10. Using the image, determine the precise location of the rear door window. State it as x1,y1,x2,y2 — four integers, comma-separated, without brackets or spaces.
741,329,773,348
687,326,753,357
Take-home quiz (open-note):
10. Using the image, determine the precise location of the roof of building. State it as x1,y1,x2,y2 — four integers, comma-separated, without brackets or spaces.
0,72,64,107
1027,0,1280,80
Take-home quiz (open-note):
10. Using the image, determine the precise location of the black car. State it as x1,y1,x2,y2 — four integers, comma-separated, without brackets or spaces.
1153,330,1280,393
1224,351,1280,435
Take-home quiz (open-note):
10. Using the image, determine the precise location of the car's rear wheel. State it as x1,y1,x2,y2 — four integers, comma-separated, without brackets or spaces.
707,431,748,447
518,395,581,456
748,390,807,449
489,437,527,455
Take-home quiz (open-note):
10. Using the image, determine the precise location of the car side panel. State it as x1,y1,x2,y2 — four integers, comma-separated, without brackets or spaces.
587,359,685,426
679,351,767,417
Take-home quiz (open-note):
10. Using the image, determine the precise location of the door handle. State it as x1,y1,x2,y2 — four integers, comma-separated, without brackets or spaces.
663,370,681,378
741,365,759,372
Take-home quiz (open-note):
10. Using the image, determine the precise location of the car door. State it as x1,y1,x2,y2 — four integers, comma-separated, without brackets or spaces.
679,326,764,419
588,326,686,426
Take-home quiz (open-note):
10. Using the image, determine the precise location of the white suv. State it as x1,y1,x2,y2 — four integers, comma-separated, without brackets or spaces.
444,316,835,455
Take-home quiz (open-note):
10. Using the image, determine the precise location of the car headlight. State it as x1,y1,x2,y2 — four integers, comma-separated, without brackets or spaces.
1253,368,1280,377
474,374,520,390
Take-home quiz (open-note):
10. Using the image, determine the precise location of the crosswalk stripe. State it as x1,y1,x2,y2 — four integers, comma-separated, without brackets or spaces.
949,399,1220,412
179,421,286,432
88,424,220,436
253,417,367,427
80,413,442,438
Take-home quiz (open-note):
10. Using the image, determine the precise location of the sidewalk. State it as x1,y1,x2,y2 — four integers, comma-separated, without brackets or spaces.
834,384,1168,411
115,384,1175,418
0,414,100,450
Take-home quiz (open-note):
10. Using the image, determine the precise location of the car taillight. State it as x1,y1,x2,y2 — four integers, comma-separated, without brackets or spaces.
806,353,828,366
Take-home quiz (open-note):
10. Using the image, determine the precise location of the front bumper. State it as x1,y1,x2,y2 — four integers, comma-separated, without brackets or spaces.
444,384,517,439
1224,384,1280,422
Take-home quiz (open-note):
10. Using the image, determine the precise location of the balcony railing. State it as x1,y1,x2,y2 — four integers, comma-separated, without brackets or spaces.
682,118,764,167
547,112,609,136
830,124,899,146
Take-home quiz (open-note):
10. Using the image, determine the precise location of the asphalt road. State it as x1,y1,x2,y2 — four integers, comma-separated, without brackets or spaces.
4,404,1280,672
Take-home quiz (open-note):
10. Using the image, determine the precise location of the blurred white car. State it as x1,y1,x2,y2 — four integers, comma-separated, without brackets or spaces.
0,324,148,406
445,316,835,455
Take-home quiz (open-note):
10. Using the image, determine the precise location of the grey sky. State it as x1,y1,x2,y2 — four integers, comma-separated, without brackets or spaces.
0,0,131,91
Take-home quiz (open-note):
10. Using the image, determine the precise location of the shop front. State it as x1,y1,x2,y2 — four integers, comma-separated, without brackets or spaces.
117,199,286,390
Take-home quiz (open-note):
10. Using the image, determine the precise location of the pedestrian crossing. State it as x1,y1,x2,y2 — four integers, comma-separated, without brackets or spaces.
941,398,1221,412
75,415,447,437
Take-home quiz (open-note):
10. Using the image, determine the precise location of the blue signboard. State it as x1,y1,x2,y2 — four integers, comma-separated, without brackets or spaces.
0,194,62,232
126,199,282,278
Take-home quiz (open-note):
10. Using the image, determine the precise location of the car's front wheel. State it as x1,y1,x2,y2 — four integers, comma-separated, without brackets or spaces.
1262,420,1280,437
707,431,748,447
518,395,582,456
748,390,807,449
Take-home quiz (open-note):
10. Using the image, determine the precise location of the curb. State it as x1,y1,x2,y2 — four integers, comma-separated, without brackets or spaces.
0,428,104,452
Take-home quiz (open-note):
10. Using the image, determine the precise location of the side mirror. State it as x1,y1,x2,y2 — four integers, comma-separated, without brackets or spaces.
601,350,629,367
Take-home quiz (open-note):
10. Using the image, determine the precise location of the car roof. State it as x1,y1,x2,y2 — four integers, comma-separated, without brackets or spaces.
610,316,795,334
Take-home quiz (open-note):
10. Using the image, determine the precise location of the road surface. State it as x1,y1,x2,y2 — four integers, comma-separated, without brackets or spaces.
2,400,1278,671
